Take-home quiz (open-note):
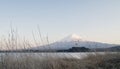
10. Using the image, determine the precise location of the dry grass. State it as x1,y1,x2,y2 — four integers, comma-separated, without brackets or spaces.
0,53,119,69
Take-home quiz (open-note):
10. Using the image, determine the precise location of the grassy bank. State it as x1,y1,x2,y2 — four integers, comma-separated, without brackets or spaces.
0,53,119,69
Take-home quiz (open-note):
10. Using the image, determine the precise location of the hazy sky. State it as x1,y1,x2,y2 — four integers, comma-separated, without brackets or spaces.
0,0,120,44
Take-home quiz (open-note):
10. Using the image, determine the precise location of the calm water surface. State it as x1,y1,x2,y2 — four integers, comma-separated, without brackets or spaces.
0,52,114,59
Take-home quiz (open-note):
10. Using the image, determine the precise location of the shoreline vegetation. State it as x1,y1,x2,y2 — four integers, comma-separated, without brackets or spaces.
0,46,120,53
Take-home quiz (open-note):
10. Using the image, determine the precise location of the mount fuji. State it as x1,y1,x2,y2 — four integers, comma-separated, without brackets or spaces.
30,34,117,51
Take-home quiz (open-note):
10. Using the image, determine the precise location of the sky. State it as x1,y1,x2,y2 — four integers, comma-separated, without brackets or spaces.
0,0,120,44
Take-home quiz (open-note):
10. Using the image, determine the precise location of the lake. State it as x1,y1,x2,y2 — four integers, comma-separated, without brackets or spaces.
0,52,114,59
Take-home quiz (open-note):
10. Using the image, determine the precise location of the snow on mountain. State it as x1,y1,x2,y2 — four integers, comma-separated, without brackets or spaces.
31,34,116,51
61,34,82,42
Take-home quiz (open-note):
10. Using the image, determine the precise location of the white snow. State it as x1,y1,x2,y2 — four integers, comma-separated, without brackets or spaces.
61,34,82,42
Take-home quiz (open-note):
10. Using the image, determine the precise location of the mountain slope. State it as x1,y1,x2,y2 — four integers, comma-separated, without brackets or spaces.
30,34,116,51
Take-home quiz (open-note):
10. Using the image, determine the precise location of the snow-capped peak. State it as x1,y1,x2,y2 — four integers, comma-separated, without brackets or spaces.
30,34,116,51
61,34,82,42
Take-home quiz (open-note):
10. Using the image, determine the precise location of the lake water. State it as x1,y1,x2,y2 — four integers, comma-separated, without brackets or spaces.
0,52,112,59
